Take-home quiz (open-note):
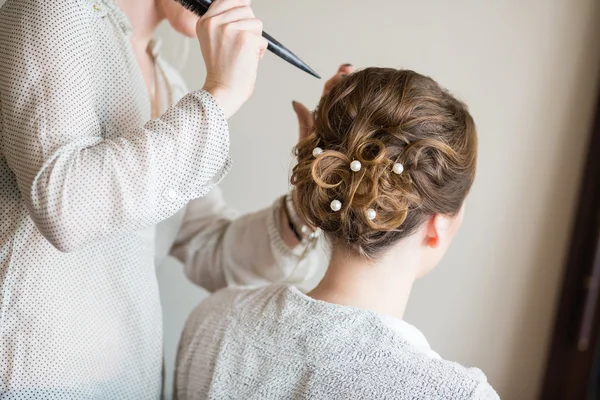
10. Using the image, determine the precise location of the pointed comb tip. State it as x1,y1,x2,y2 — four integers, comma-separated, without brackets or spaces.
304,67,321,79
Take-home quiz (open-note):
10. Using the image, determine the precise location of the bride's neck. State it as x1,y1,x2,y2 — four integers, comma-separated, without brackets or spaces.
308,240,420,320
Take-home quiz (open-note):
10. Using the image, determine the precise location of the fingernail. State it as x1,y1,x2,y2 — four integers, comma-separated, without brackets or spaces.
292,101,298,106
343,63,352,67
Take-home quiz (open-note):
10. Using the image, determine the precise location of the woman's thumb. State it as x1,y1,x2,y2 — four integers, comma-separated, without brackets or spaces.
292,101,313,141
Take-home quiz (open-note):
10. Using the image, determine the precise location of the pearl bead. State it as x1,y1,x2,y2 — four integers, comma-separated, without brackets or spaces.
330,199,342,212
312,147,323,157
350,160,362,172
366,208,376,220
392,162,404,175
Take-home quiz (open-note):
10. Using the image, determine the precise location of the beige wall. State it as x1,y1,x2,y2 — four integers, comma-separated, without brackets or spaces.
157,1,600,398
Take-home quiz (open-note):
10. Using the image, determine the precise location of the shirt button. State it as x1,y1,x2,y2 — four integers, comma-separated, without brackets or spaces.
167,189,177,200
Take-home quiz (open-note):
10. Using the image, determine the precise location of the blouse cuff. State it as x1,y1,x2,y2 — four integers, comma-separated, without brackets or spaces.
198,89,227,123
172,89,233,200
267,196,306,258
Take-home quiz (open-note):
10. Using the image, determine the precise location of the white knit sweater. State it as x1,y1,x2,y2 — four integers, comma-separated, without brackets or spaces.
175,284,499,399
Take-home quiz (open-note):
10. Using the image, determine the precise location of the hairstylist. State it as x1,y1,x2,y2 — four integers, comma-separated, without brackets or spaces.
0,0,327,398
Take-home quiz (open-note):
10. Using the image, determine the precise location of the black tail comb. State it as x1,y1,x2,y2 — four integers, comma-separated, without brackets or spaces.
175,0,321,79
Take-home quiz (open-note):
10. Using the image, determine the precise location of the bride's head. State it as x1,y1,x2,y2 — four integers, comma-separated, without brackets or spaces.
292,68,477,278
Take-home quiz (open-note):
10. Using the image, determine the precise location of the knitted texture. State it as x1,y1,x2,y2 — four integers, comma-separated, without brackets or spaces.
175,285,499,399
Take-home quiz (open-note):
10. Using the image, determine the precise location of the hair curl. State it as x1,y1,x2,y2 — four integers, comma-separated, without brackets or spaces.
291,68,477,259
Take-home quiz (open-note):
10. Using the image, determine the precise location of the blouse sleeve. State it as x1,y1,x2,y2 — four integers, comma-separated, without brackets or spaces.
170,189,327,292
0,0,231,252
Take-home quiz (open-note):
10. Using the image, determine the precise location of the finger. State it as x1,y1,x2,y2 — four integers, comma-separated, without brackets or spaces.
258,46,267,60
323,72,346,95
292,101,313,141
229,27,267,60
203,0,252,18
254,35,268,60
207,5,255,25
338,64,355,75
227,19,264,38
322,67,356,96
258,36,268,57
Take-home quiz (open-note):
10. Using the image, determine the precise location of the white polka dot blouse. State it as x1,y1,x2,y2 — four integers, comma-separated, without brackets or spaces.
0,0,246,398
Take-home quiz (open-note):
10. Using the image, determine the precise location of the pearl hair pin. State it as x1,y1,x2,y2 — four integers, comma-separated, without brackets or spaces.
330,199,342,212
350,160,362,172
309,227,322,239
366,208,376,220
312,147,323,157
392,162,404,175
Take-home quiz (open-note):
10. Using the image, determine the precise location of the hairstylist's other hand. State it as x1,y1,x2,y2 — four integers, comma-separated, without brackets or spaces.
293,64,355,142
197,0,268,119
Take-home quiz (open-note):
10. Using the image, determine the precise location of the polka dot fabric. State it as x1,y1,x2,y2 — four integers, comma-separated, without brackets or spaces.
0,0,231,398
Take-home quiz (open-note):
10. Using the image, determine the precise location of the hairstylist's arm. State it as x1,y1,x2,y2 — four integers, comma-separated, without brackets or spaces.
199,0,268,118
170,188,326,291
170,65,354,292
1,0,267,252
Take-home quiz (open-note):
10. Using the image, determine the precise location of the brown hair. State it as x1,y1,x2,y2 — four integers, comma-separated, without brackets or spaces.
291,68,477,259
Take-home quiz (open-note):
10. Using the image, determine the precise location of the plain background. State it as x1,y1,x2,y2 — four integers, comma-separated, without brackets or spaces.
152,1,600,399
0,0,595,397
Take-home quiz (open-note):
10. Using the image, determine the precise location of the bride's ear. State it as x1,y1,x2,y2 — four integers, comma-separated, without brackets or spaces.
424,214,455,249
424,204,466,249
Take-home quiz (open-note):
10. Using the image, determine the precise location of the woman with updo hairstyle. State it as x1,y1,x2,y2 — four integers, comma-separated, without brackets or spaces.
175,68,499,399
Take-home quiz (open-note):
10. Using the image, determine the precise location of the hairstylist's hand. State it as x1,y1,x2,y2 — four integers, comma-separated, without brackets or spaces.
197,0,268,119
293,64,355,142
